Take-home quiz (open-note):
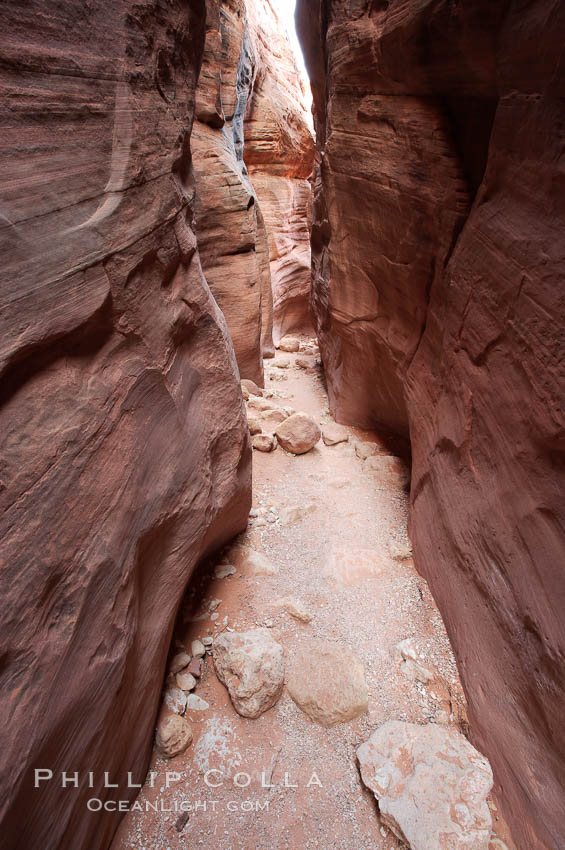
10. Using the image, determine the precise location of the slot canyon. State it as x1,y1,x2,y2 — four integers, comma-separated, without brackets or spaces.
0,1,563,850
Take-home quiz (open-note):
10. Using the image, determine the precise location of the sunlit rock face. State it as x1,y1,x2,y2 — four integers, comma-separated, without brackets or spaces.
192,0,315,378
0,1,251,848
244,0,316,345
297,2,565,848
192,0,274,385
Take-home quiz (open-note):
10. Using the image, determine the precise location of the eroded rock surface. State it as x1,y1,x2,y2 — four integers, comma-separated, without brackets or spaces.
0,1,251,847
287,640,368,727
358,721,493,850
192,0,273,384
213,628,285,718
274,411,321,454
155,712,193,760
244,1,315,345
297,2,565,846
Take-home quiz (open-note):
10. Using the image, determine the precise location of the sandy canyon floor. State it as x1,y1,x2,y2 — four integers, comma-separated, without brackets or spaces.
113,340,514,850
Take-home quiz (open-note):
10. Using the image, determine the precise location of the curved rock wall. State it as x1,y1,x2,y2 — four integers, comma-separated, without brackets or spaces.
297,1,565,848
243,0,316,345
0,1,251,848
192,0,274,385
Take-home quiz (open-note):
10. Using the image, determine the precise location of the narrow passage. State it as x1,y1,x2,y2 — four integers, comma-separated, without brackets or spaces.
114,339,512,850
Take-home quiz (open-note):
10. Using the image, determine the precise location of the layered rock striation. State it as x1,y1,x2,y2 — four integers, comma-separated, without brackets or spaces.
297,2,565,848
0,1,250,848
193,0,315,381
192,0,274,385
244,0,316,345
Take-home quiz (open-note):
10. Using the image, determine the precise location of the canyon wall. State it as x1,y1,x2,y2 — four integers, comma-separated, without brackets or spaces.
297,1,565,848
0,2,251,848
192,0,274,385
244,0,316,344
192,0,315,379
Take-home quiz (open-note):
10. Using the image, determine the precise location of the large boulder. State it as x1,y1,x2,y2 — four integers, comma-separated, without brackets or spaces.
274,412,321,454
357,721,493,850
213,629,285,718
286,640,368,727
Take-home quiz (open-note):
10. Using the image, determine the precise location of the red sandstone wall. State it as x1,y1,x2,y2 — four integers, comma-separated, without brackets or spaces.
297,2,565,847
244,0,316,345
0,2,251,847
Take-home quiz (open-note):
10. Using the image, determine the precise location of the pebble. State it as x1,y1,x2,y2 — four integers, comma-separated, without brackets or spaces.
191,639,205,658
214,564,237,579
186,694,209,711
169,652,191,674
176,672,197,691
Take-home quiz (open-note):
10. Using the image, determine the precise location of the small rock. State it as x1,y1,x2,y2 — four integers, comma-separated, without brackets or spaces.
389,539,413,562
295,357,313,369
275,357,290,368
164,686,187,715
191,640,205,659
252,434,277,452
210,612,219,621
274,412,321,454
248,397,276,412
240,549,278,576
188,658,201,678
213,629,285,718
208,598,221,612
282,406,295,417
215,564,237,579
272,597,313,623
176,672,197,691
247,415,262,436
169,652,191,675
322,424,349,446
357,721,493,850
202,637,213,647
286,640,368,727
241,383,249,401
241,379,263,397
355,441,379,460
278,336,300,352
186,694,209,711
394,638,418,662
401,658,436,685
259,408,287,424
279,503,317,525
155,711,192,759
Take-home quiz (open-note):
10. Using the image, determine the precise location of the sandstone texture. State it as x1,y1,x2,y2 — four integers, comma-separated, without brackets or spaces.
322,423,349,446
239,549,278,576
274,412,321,454
0,1,251,848
286,640,368,727
155,712,193,761
357,721,493,850
192,0,315,382
213,629,285,717
192,0,273,384
244,1,315,344
252,433,277,452
298,2,565,847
